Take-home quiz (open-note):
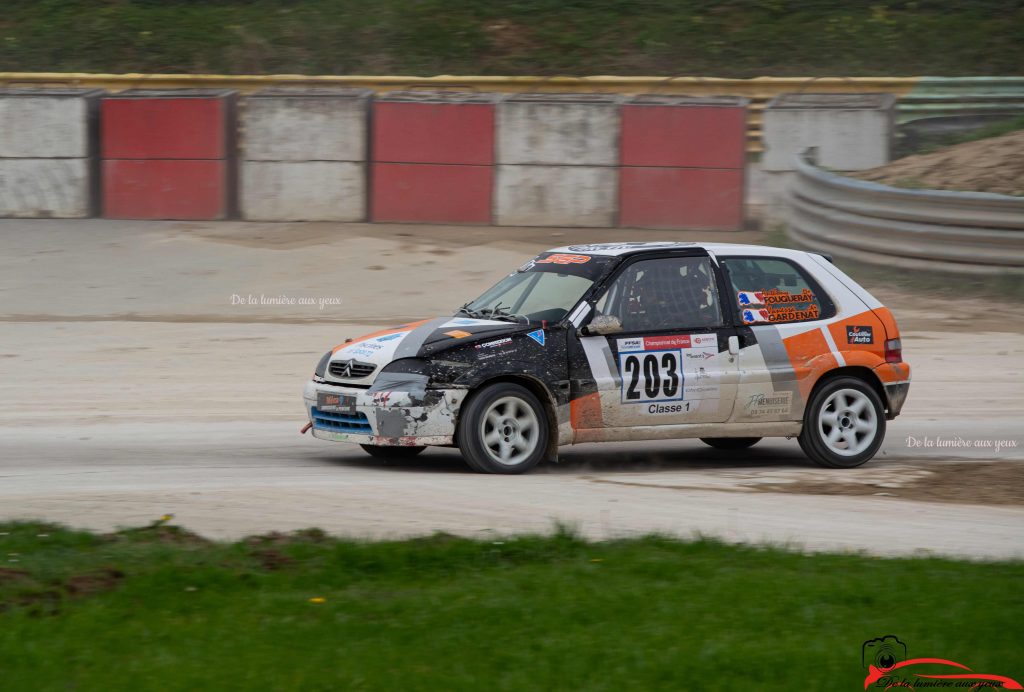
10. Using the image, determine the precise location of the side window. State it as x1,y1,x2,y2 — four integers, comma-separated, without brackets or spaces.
720,257,832,324
596,256,723,332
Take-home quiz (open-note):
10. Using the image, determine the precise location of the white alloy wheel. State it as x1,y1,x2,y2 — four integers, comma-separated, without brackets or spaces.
480,395,541,466
817,388,879,457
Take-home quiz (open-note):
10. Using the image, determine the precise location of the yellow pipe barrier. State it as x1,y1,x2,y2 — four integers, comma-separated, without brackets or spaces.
0,73,922,152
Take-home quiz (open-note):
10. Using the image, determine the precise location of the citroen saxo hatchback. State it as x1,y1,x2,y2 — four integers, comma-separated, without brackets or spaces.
303,242,910,473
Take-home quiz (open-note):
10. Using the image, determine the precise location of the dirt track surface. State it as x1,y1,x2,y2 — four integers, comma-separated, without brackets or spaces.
850,129,1024,196
1,220,1022,559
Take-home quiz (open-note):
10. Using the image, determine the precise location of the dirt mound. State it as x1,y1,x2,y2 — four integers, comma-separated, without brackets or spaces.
851,130,1024,196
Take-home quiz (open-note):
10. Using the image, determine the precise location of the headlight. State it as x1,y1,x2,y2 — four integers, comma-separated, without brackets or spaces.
314,351,332,378
379,358,432,377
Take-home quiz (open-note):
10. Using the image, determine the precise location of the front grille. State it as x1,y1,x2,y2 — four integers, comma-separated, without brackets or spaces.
328,359,376,380
311,407,373,434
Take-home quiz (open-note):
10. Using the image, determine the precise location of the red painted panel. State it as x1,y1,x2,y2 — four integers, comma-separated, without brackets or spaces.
619,167,744,230
620,105,746,168
103,159,228,219
371,163,492,224
102,98,226,159
373,102,495,165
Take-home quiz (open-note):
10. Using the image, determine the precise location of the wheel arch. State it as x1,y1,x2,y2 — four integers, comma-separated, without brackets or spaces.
455,373,560,462
809,366,888,415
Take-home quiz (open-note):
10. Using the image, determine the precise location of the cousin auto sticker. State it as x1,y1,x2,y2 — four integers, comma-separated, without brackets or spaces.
847,325,873,344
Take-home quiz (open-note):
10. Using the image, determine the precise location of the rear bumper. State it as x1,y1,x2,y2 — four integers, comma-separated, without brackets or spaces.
883,382,910,419
873,361,910,419
303,380,463,447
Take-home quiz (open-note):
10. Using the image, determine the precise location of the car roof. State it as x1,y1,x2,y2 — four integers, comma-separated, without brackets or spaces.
545,241,815,260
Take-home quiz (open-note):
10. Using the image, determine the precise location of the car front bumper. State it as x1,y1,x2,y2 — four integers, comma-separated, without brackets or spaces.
303,380,464,447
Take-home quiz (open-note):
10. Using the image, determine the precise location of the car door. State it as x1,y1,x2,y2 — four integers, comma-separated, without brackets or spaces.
716,254,838,423
568,251,738,431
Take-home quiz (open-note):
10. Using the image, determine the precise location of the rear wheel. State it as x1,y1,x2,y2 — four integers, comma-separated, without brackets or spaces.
798,376,885,468
360,444,426,460
456,383,549,474
700,437,761,450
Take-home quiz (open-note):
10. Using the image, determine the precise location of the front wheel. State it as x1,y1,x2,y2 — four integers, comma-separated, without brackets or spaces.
798,376,885,468
360,444,426,460
456,383,549,474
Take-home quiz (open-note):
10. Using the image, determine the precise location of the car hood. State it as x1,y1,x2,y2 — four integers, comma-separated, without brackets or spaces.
326,316,530,384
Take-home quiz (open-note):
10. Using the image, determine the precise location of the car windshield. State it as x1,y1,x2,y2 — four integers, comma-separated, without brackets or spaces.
458,252,614,324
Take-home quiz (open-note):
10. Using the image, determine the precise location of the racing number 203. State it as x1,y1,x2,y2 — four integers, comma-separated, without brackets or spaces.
621,351,681,403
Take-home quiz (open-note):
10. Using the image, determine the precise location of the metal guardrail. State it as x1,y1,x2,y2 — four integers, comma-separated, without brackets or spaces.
787,151,1024,274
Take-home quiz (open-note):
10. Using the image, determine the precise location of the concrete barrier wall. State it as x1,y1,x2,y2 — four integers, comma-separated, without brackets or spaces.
495,94,621,227
763,93,896,172
0,87,767,225
101,89,236,220
619,95,747,230
241,88,370,221
371,92,498,224
0,88,101,218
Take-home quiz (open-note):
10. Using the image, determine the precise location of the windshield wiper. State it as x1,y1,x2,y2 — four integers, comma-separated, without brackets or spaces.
456,302,484,318
485,302,527,324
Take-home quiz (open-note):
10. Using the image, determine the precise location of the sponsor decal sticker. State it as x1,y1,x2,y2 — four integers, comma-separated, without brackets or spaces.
847,325,874,344
527,329,546,346
375,333,404,342
444,330,472,339
616,337,645,353
475,337,513,350
316,392,356,412
618,334,717,352
536,253,592,265
744,391,793,416
567,242,682,252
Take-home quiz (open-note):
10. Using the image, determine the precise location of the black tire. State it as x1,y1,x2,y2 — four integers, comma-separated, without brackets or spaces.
456,382,549,474
798,376,886,468
360,444,426,460
700,437,762,450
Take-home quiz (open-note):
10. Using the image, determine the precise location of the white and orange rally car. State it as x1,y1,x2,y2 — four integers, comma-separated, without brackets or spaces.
304,242,910,473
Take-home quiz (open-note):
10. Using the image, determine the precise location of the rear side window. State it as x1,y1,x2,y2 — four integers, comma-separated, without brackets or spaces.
720,257,834,324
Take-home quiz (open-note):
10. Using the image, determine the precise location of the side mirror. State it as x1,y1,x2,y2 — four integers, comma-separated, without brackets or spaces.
581,314,624,336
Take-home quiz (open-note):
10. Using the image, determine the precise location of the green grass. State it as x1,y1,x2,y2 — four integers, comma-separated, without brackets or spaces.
0,1,1022,76
911,114,1024,156
1,521,1021,691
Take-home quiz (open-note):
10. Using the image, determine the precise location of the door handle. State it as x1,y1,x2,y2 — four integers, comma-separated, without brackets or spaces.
728,335,740,356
